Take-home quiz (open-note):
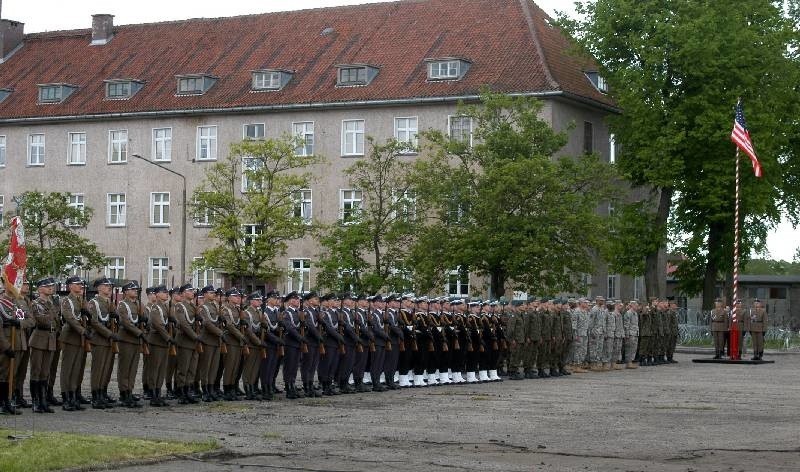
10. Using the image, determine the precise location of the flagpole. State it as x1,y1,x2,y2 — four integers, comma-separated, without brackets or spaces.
730,148,741,360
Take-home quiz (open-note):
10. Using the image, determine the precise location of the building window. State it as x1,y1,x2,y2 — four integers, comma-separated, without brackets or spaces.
607,274,619,300
68,132,86,165
252,71,283,90
392,189,416,222
28,133,45,166
65,256,89,279
105,257,125,281
342,120,365,156
294,189,312,224
150,192,170,226
597,75,608,93
428,60,460,80
193,258,217,287
394,117,418,153
609,133,616,164
66,194,85,227
175,75,218,95
149,257,169,286
38,85,62,103
108,130,128,163
449,116,473,146
105,81,132,99
747,287,768,300
242,224,262,247
197,126,217,161
241,157,263,193
633,276,644,301
338,67,367,86
193,197,211,227
288,258,311,293
153,128,172,162
583,121,594,154
769,287,787,300
340,189,363,224
0,135,6,167
243,123,265,140
581,273,593,297
292,122,314,156
0,195,3,226
448,267,470,297
107,193,126,227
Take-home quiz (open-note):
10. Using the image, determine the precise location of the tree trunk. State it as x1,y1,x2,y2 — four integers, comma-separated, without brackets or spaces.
489,269,506,300
644,186,672,300
701,222,724,310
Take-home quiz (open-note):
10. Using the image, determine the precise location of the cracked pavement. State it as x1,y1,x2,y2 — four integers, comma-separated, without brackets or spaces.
4,352,799,471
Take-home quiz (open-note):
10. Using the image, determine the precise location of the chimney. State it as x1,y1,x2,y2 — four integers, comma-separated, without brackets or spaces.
0,19,24,62
91,14,114,45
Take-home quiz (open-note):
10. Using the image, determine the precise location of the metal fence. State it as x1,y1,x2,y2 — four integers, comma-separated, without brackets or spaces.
677,309,800,350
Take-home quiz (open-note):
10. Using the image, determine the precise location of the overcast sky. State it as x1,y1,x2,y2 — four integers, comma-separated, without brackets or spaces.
2,0,797,261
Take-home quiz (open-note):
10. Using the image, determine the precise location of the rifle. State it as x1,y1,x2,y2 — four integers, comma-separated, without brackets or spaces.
193,292,204,354
238,306,250,357
110,287,120,354
259,312,267,360
383,309,392,352
277,320,285,358
451,313,461,351
80,287,92,353
365,311,376,353
354,312,364,353
167,293,177,357
218,309,228,355
401,310,417,352
136,285,150,356
337,309,346,355
298,306,309,354
316,308,326,356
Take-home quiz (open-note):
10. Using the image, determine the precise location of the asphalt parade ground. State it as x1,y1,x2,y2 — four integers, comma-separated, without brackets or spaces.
3,352,799,472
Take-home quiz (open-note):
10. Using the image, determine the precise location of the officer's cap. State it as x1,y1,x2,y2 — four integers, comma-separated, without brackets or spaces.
265,290,281,299
145,286,158,295
320,293,336,302
283,291,300,302
450,298,464,306
200,285,216,295
215,288,224,296
511,300,523,306
226,287,243,298
355,293,367,301
247,291,262,301
121,281,140,292
36,277,56,288
629,299,639,304
400,293,415,301
179,283,195,293
339,292,354,300
65,276,85,286
467,300,481,307
385,294,398,303
93,277,113,288
302,291,318,301
369,294,384,302
414,296,428,304
155,285,169,294
753,298,761,303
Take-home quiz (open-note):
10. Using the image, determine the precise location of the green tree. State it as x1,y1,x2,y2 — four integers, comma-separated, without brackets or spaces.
411,92,620,297
562,0,800,307
316,138,423,294
191,136,323,285
1,191,106,282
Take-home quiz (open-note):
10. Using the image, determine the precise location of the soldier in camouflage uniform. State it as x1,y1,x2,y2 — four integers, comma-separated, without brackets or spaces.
654,300,668,364
622,300,639,368
548,300,564,377
537,300,553,378
638,301,653,366
506,302,526,380
602,299,615,371
612,301,625,369
588,296,607,371
523,299,541,379
572,298,590,373
558,299,573,375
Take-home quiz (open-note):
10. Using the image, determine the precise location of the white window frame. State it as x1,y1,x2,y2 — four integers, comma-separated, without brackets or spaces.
287,258,311,293
339,189,363,224
177,77,203,94
105,257,125,281
152,127,172,162
150,192,171,227
609,133,616,163
242,224,262,247
394,117,419,153
65,256,89,279
243,123,265,140
292,121,314,156
447,267,470,297
107,193,126,227
241,157,263,193
294,189,312,225
67,132,87,165
391,189,416,222
0,135,5,167
0,195,4,226
193,197,211,227
607,274,620,300
428,61,460,80
633,276,645,301
341,119,365,156
28,133,45,166
66,194,85,227
106,81,132,99
252,71,282,90
192,257,218,287
337,67,368,86
597,75,608,93
108,129,128,164
197,125,218,161
448,116,473,147
149,257,169,287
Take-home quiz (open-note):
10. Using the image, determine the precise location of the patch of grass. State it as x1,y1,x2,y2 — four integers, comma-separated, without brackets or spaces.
206,402,252,414
0,429,216,472
262,431,282,440
652,405,717,411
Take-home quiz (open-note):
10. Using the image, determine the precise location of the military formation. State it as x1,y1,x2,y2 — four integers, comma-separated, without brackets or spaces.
0,276,688,415
709,297,768,360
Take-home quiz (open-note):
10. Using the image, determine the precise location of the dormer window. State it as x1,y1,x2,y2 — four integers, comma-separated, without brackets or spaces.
585,71,609,94
425,58,471,81
0,88,12,103
37,83,78,104
104,79,144,100
336,64,379,87
176,74,218,96
252,70,292,91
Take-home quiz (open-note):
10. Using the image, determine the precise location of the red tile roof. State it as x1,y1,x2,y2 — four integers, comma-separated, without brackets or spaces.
0,0,615,122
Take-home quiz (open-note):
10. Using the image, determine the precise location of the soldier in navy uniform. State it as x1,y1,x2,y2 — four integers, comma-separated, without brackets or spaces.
318,293,345,395
369,295,389,391
337,293,359,393
281,291,304,399
300,291,323,397
397,294,416,387
260,291,284,401
353,294,373,392
384,294,404,389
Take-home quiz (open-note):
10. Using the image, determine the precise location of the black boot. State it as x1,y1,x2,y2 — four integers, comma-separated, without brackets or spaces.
62,392,75,411
77,390,90,405
40,382,55,413
166,382,176,400
143,384,152,400
538,368,550,378
202,385,213,403
0,383,21,415
262,384,274,401
185,386,198,404
13,388,31,408
47,386,63,406
91,390,106,409
285,384,297,400
550,368,561,377
73,391,85,410
31,381,43,413
178,385,189,405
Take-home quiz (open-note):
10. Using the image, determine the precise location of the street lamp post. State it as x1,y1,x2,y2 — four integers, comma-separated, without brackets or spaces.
131,154,187,284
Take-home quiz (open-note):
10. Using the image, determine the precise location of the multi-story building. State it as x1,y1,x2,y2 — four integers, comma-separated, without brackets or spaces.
0,0,632,297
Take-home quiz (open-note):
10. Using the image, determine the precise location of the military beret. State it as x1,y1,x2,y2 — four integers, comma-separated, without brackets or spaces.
36,277,56,288
302,291,318,301
283,291,300,302
145,287,157,295
247,291,262,301
179,283,195,293
155,285,169,294
65,276,85,286
226,287,243,298
121,281,140,292
200,285,216,295
93,277,113,288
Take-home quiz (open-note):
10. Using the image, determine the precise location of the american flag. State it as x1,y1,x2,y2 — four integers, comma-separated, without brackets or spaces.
731,99,762,178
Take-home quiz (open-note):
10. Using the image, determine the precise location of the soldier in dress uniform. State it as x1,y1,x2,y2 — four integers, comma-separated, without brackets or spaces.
29,277,58,413
710,298,728,359
219,288,246,400
464,300,483,383
384,294,404,389
86,277,118,409
749,299,767,360
174,284,201,404
11,282,34,409
145,285,173,406
281,291,305,399
368,295,390,391
353,294,373,392
337,293,360,393
0,283,32,415
300,291,323,397
506,301,525,380
196,285,223,402
116,281,144,408
260,291,284,400
241,291,266,400
58,276,90,412
165,287,182,399
318,293,345,395
622,300,640,369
